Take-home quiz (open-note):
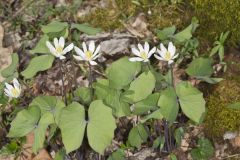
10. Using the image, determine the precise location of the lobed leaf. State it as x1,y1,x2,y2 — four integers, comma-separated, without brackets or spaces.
21,55,55,79
87,100,116,154
59,102,86,154
176,81,206,124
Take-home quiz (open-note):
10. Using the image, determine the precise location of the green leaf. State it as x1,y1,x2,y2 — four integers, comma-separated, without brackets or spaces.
94,80,130,117
107,149,125,160
21,55,55,79
174,127,184,146
1,53,19,78
152,136,165,149
128,124,148,148
104,89,131,117
30,35,50,54
71,23,101,35
41,21,68,34
93,79,110,99
155,26,176,40
170,154,178,160
47,27,69,39
74,87,92,105
176,81,206,123
227,102,240,109
209,45,220,57
172,18,199,43
87,100,116,154
158,87,179,123
54,149,66,160
186,58,213,77
124,71,156,102
8,106,41,137
190,138,214,160
59,102,86,154
30,96,65,125
218,46,224,62
141,109,163,123
196,76,223,84
132,93,160,115
220,31,229,43
33,112,54,153
107,57,141,89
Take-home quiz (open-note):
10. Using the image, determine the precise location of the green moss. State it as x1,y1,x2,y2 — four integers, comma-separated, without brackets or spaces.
78,0,189,32
205,78,240,138
190,0,240,45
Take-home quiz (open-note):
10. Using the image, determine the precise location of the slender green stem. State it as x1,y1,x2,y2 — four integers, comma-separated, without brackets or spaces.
59,60,67,105
146,62,151,71
169,64,174,88
70,56,77,97
88,62,94,100
163,119,170,152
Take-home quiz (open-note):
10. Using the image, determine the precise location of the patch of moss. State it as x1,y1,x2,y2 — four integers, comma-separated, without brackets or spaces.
78,0,189,32
204,78,240,138
190,0,240,45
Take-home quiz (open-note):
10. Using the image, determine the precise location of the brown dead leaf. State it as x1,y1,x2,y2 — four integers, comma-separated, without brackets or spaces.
122,13,153,38
0,25,13,82
32,149,52,160
16,132,52,160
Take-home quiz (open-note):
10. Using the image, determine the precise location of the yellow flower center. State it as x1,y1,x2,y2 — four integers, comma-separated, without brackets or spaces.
11,88,19,97
86,51,93,60
56,46,63,54
140,52,148,60
165,51,172,61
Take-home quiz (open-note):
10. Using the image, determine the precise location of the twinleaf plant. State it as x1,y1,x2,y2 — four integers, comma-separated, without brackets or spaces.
0,20,223,158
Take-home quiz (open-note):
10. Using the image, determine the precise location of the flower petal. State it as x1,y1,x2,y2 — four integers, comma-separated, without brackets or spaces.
5,83,13,91
132,48,140,56
168,42,176,57
172,53,179,59
147,47,156,58
92,53,101,60
168,60,174,65
144,42,150,53
54,38,59,48
4,88,11,97
82,42,87,53
138,43,144,52
154,54,165,61
13,78,20,90
92,45,101,58
157,49,166,59
59,56,66,60
73,55,83,61
63,43,74,55
89,60,97,65
46,41,56,53
74,46,86,59
160,43,167,53
143,59,149,62
89,41,95,53
129,57,144,62
59,37,65,48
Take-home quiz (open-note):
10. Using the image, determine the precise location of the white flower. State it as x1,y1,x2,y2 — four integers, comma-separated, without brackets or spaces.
129,42,156,62
46,37,74,59
73,41,101,65
4,78,21,98
154,42,179,65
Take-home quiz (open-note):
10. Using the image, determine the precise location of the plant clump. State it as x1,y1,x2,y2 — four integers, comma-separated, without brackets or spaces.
190,0,240,45
204,77,240,138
